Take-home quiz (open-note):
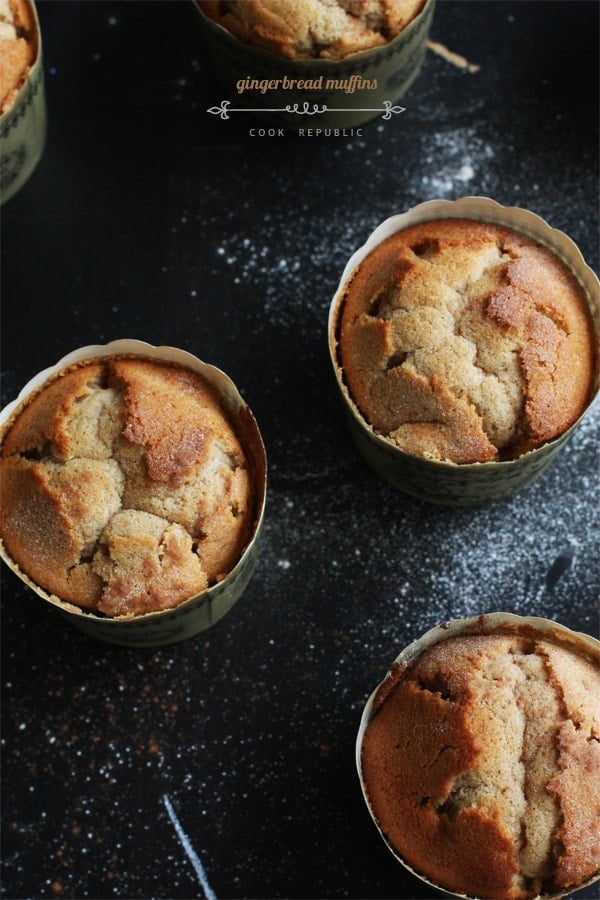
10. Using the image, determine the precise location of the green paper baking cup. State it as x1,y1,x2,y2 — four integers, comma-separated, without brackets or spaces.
356,612,600,900
329,197,600,506
0,0,46,204
194,0,435,130
0,340,267,646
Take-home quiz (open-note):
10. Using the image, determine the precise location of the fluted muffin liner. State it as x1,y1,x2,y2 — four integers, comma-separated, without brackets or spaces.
0,339,267,647
0,0,46,204
329,197,600,505
356,612,600,900
194,0,435,130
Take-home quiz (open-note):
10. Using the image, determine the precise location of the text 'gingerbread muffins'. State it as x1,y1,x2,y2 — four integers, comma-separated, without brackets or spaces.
360,626,600,900
0,356,256,618
337,218,596,464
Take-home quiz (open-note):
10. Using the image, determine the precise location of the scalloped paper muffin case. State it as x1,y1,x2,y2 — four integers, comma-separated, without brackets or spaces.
328,197,600,506
0,0,46,204
0,340,267,646
356,612,600,900
195,0,436,130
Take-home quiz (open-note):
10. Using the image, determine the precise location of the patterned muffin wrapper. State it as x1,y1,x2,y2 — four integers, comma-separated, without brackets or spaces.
356,612,600,900
329,197,600,506
0,339,267,647
194,0,436,129
0,0,46,205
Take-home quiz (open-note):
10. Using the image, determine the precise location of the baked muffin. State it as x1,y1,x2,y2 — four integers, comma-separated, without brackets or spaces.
0,356,256,618
198,0,426,59
0,0,37,114
360,628,600,900
337,218,596,464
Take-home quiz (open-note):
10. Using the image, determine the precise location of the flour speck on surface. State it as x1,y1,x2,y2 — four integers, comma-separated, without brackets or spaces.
420,128,494,197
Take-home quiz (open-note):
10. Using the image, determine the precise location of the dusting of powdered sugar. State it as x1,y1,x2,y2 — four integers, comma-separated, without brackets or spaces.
419,127,495,196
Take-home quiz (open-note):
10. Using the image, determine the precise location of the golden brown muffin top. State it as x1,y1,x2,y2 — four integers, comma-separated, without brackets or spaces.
361,630,600,900
0,356,255,618
199,0,426,59
336,219,597,463
0,0,37,114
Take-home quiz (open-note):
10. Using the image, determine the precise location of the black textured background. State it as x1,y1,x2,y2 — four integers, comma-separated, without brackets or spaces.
1,2,598,898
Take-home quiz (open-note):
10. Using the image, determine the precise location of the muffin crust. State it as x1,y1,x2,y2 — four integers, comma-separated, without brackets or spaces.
199,0,426,59
361,631,600,900
337,219,596,463
0,357,255,617
0,0,36,114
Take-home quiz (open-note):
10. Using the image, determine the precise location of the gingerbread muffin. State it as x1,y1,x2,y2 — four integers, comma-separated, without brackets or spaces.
337,218,596,464
0,0,37,114
198,0,426,60
0,356,256,618
360,626,600,900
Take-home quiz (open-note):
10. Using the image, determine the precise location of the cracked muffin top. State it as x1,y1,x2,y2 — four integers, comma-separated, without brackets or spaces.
336,218,597,463
198,0,426,59
360,629,600,900
0,0,37,114
0,356,256,618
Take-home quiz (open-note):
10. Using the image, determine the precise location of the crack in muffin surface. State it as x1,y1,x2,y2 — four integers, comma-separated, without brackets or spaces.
361,631,600,899
0,356,255,617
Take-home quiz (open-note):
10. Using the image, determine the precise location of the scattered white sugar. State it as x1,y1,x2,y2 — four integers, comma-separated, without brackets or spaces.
420,128,494,197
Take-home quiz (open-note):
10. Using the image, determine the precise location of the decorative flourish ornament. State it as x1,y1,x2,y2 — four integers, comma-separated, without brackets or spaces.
207,99,405,121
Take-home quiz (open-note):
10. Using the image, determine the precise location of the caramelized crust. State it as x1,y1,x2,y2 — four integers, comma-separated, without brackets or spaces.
337,219,596,463
361,632,600,900
0,357,255,617
0,0,37,114
199,0,426,59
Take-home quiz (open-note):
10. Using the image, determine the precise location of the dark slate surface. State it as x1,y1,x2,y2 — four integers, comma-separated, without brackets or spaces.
1,2,598,898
